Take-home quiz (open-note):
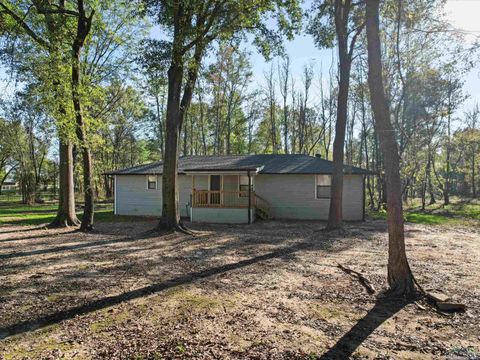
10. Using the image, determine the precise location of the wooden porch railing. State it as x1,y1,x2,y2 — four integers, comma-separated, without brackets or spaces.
192,190,255,208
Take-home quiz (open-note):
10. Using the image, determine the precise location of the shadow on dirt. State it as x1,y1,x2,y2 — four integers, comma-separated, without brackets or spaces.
319,297,409,359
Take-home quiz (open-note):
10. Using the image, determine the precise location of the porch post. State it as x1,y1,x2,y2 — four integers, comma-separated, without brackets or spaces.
248,171,252,224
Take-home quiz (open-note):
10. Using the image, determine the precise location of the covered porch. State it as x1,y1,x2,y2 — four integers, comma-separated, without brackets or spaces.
186,168,265,224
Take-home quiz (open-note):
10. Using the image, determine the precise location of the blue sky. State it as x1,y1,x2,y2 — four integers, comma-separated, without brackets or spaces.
2,0,479,117
246,0,480,116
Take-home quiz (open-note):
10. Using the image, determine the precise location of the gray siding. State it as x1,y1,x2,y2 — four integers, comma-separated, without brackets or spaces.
191,207,254,223
179,175,192,217
115,174,191,217
115,173,364,221
255,174,363,221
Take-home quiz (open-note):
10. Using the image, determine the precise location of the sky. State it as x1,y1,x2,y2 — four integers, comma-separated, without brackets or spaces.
444,0,480,110
248,0,480,112
1,0,479,115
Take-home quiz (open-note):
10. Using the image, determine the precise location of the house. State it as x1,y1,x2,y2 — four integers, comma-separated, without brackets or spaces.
106,154,371,224
0,180,18,191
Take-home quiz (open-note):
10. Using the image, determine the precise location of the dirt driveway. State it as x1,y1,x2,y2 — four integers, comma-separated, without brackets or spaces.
0,219,479,359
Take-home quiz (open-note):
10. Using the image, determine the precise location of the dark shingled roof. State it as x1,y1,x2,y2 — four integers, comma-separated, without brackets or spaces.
106,155,372,176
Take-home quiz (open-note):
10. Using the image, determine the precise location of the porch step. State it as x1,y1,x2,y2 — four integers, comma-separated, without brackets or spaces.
254,194,271,220
256,207,269,220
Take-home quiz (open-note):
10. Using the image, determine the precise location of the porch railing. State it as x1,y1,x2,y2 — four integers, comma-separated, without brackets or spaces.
192,190,255,208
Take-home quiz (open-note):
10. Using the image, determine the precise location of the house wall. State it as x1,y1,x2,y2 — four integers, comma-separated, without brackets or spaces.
255,174,363,221
115,173,364,221
191,207,254,224
115,174,191,217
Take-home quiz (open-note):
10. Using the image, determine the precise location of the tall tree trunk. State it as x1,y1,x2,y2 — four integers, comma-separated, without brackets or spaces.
366,0,415,296
472,150,476,197
421,178,426,211
280,56,290,154
426,152,436,205
49,141,80,227
444,115,451,205
183,114,188,155
158,37,203,230
72,1,95,231
327,0,353,230
155,93,165,159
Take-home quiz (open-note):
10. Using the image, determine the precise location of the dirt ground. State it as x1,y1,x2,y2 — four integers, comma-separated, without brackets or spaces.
0,219,479,359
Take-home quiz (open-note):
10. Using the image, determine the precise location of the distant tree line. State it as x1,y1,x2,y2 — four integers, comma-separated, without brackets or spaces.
0,1,478,234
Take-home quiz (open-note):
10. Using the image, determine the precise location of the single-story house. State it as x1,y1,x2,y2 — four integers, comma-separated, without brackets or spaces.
106,154,371,224
1,180,18,191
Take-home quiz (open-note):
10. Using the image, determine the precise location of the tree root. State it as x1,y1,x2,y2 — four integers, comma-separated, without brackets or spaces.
176,221,196,236
337,264,376,295
154,219,196,236
48,216,81,229
78,223,95,232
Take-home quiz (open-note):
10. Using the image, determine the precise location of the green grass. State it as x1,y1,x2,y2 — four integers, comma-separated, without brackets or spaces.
0,201,140,226
368,197,480,226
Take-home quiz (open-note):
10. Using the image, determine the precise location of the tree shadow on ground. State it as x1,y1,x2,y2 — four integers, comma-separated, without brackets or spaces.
0,230,79,243
318,297,410,359
0,226,52,236
0,241,313,339
0,231,160,260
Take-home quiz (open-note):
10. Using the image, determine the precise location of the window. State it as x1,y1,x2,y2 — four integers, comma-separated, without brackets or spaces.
239,175,253,196
316,175,331,199
147,175,157,190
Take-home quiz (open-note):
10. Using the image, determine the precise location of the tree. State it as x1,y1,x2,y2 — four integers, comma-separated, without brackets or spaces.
69,0,95,231
365,0,414,296
264,63,279,153
93,84,149,198
0,119,18,194
440,76,464,205
203,45,252,155
278,55,290,154
144,0,301,231
309,0,365,230
0,0,81,226
464,105,479,197
138,39,170,159
12,93,52,203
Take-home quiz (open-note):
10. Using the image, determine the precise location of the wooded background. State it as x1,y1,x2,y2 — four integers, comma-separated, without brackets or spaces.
0,0,478,212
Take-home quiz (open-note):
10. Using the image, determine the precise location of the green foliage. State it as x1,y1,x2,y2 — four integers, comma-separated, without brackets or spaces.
369,198,480,226
144,0,302,59
307,0,335,49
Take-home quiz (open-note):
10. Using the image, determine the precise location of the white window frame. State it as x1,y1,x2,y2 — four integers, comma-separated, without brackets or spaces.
146,175,157,190
315,175,331,199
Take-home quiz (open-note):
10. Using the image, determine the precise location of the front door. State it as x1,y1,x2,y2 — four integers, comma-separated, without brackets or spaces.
210,175,221,205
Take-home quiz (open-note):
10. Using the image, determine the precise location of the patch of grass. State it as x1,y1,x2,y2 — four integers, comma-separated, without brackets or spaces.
448,346,480,359
405,212,456,225
176,292,226,314
158,287,235,320
176,343,187,354
367,198,480,226
2,330,71,360
0,201,141,226
308,304,350,322
89,310,131,333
